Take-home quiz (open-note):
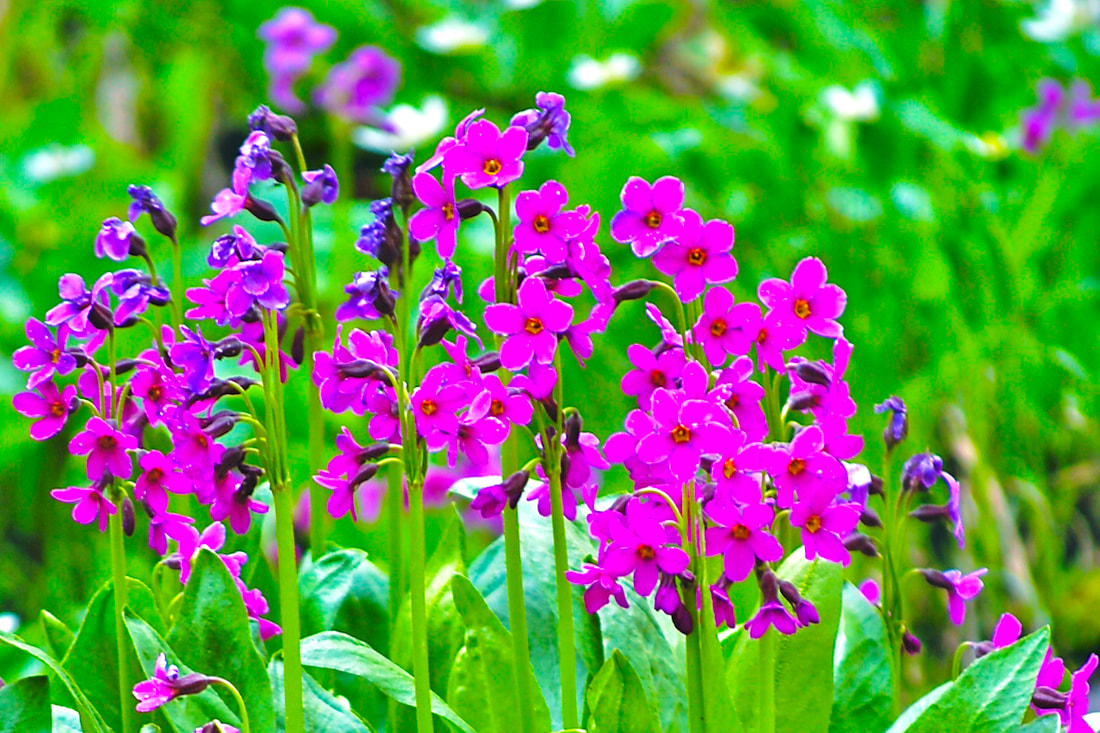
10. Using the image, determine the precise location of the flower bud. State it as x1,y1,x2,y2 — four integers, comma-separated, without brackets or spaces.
918,568,952,591
114,359,141,376
88,304,114,331
248,104,298,141
127,231,148,258
869,474,884,496
122,497,135,537
456,198,487,220
785,391,818,413
902,630,922,656
611,279,656,305
202,412,239,439
471,352,501,373
301,164,339,207
217,445,248,474
1031,686,1069,711
844,532,880,558
383,152,415,211
361,442,392,461
564,411,583,446
792,360,831,388
244,195,283,224
214,337,243,359
874,395,908,452
349,463,380,489
859,506,883,528
909,503,950,524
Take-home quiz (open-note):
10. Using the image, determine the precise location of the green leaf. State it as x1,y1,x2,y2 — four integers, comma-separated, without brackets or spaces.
38,612,74,661
1014,716,1060,732
299,630,476,733
445,574,551,733
50,706,84,733
62,578,162,731
165,548,276,733
0,632,110,733
585,650,661,733
124,611,237,733
897,627,1050,733
0,675,51,733
885,683,951,733
299,547,390,653
829,583,895,733
268,659,375,733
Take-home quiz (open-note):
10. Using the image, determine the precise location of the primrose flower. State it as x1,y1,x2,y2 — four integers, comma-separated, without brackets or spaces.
764,425,846,508
513,180,582,261
315,45,401,125
444,119,528,189
620,344,686,410
693,289,761,367
408,172,460,259
127,184,177,240
652,210,737,302
510,91,574,156
13,381,78,440
758,257,847,339
13,319,77,389
713,357,768,443
469,470,529,519
921,567,987,625
135,451,188,513
50,485,117,532
234,131,273,191
258,7,335,76
636,389,731,481
484,276,573,370
602,502,689,596
200,188,248,227
335,268,397,322
70,417,136,480
208,226,259,268
745,572,798,639
873,395,908,449
95,217,140,262
132,653,213,713
754,310,804,373
301,165,340,206
704,500,783,582
789,487,861,566
610,176,685,258
1065,655,1099,731
566,562,629,613
409,365,470,441
170,326,217,393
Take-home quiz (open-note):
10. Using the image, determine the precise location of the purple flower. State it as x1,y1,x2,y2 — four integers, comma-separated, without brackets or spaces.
112,269,170,325
443,119,528,190
636,389,731,481
790,486,860,566
135,450,188,513
1068,80,1100,128
315,46,401,124
874,395,908,448
418,295,481,348
237,250,291,311
200,188,248,227
209,226,260,268
258,7,335,75
921,567,987,625
170,326,216,393
602,501,689,596
147,509,194,556
69,417,136,480
746,573,799,639
132,653,213,713
335,268,397,322
652,210,737,301
95,218,138,261
45,272,112,338
786,338,857,420
131,357,184,427
859,579,880,605
14,380,78,440
610,176,685,258
480,373,533,427
484,277,573,371
169,412,226,483
302,164,340,206
127,184,177,240
693,289,761,367
409,365,471,442
408,172,460,259
510,91,574,156
428,398,508,469
567,562,629,613
234,131,273,190
513,180,582,262
13,319,76,389
1020,79,1065,155
210,472,269,534
50,485,117,532
709,431,771,505
704,501,783,582
764,425,846,508
758,257,847,339
422,261,464,304
1065,655,1099,731
620,344,686,410
753,310,804,373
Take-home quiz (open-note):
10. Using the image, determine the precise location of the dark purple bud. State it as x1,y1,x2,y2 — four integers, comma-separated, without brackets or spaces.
759,569,780,601
901,452,944,493
361,442,392,461
844,532,880,558
697,481,717,505
869,475,884,496
114,359,141,376
909,504,950,524
267,150,292,182
239,472,258,497
456,198,487,220
1031,686,1069,711
860,506,883,528
88,304,114,331
291,327,305,365
564,411,582,447
778,580,803,606
214,337,243,359
248,104,298,141
611,280,656,305
780,582,819,627
501,470,530,509
127,231,148,258
383,151,415,211
244,195,283,224
218,445,248,474
471,352,501,373
121,497,135,536
349,463,380,489
127,184,178,240
202,413,239,439
609,494,632,514
539,265,573,281
972,640,996,659
699,456,716,474
339,359,389,380
874,395,909,451
902,630,922,656
418,315,453,348
670,604,694,636
172,673,214,696
373,280,398,319
785,391,818,413
793,360,831,388
239,462,264,478
918,568,953,591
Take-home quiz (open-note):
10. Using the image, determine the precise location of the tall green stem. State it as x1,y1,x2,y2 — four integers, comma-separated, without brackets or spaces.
758,629,776,733
212,677,252,733
108,505,133,733
170,238,184,328
407,478,435,733
386,468,405,626
274,483,305,733
304,324,327,555
681,490,705,733
548,464,579,729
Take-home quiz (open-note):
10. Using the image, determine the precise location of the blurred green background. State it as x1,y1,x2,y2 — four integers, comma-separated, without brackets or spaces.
2,0,1099,699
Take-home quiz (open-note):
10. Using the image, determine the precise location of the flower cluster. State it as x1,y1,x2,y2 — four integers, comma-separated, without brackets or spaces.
1020,77,1100,154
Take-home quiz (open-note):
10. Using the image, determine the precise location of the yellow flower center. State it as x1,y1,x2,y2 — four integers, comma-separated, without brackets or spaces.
442,201,455,221
687,248,707,266
645,210,662,228
671,424,691,444
483,159,502,175
524,317,544,335
533,214,551,233
805,515,822,533
710,320,727,337
794,298,812,319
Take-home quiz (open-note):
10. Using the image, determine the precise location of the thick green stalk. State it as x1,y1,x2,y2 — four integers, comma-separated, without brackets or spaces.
108,505,133,733
758,629,776,733
170,238,184,328
304,324,327,555
681,496,705,733
386,467,405,625
547,464,579,729
274,482,305,733
407,478,435,733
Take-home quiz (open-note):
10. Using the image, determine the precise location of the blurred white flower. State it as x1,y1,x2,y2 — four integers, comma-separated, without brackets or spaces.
504,0,542,8
821,82,880,122
416,17,489,55
22,144,95,184
0,612,19,634
567,53,641,91
353,96,449,153
1022,0,1100,42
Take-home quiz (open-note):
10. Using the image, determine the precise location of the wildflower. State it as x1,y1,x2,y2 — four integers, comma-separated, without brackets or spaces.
315,46,401,124
645,302,684,347
636,389,731,481
95,218,141,262
920,567,987,625
786,338,857,420
258,7,335,75
790,487,861,566
418,295,481,348
170,326,217,393
335,269,397,322
13,381,78,440
247,104,298,141
745,571,798,639
236,250,291,312
146,508,194,556
421,261,464,304
513,180,582,261
753,310,803,373
132,653,213,713
50,485,117,532
112,270,170,325
620,344,686,410
234,131,274,190
409,365,471,441
510,91,574,155
409,172,461,260
764,425,846,508
874,395,908,449
484,276,573,370
1065,654,1098,731
709,431,771,505
610,176,685,258
566,562,629,613
469,470,529,519
652,210,737,302
13,319,78,390
758,257,846,339
208,226,260,269
45,272,112,339
704,500,783,582
70,417,135,480
301,164,340,206
479,373,533,427
200,188,248,227
604,409,672,488
134,451,188,513
859,579,881,605
693,289,761,367
127,184,177,240
444,119,528,189
1021,79,1066,154
602,502,689,596
210,472,269,534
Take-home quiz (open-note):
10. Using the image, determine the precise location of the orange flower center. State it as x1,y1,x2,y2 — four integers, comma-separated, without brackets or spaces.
710,320,727,337
805,515,822,533
524,317,544,335
723,458,737,479
687,248,707,266
148,384,162,401
50,348,61,364
794,298,812,319
756,328,768,344
483,159,502,175
97,435,117,451
725,394,740,410
49,402,65,417
732,524,751,540
671,424,691,444
490,399,505,417
147,468,164,483
645,210,662,228
533,214,551,233
442,201,455,221
420,399,438,416
649,370,666,387
788,458,805,476
637,545,656,561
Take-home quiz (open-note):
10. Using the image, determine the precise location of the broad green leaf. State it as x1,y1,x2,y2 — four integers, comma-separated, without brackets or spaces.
0,675,51,733
0,632,110,733
885,683,951,733
300,630,476,733
268,659,375,733
299,547,390,653
899,627,1050,733
585,650,661,733
39,612,74,661
62,578,162,731
165,549,276,733
445,574,551,733
829,583,894,733
1015,716,1060,732
124,611,237,733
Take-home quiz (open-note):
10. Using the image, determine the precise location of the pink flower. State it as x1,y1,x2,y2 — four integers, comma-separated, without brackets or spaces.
704,501,783,582
134,451,189,513
13,380,77,440
513,180,583,262
132,653,212,713
636,389,731,481
602,501,689,596
758,257,847,339
13,319,76,389
692,289,761,367
610,176,685,258
790,487,860,566
200,188,248,227
652,210,737,301
69,417,136,480
50,486,117,532
713,357,767,443
620,344,686,410
754,310,804,372
922,567,987,625
408,172,460,259
443,119,527,190
484,277,574,371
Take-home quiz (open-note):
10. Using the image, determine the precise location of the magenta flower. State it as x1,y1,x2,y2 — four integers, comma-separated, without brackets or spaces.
709,432,771,505
200,188,248,227
566,562,629,613
69,417,136,480
235,250,291,312
417,108,485,174
758,257,847,339
714,357,768,442
210,474,269,534
610,176,685,257
787,338,857,420
133,653,214,713
620,344,686,410
637,389,730,481
135,451,188,513
409,365,471,441
604,409,672,488
480,373,533,427
13,319,77,389
169,412,225,482
315,45,401,124
754,310,804,373
258,7,335,75
408,172,460,259
745,600,798,639
922,568,987,625
146,510,193,556
1065,655,1099,731
510,91,574,156
790,487,860,566
764,425,846,508
94,217,137,262
704,500,783,582
693,289,761,367
170,326,216,394
444,119,528,190
484,276,573,371
131,360,185,427
513,180,582,261
602,502,689,596
185,267,242,327
13,381,77,440
859,579,881,606
51,485,117,532
652,210,737,301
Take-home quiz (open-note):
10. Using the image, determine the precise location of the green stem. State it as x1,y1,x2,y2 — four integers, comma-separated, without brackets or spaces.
759,629,776,733
548,464,579,729
212,677,251,733
108,505,133,733
407,478,435,733
684,627,705,733
502,506,536,733
386,467,405,627
305,324,328,556
274,483,305,733
170,238,183,328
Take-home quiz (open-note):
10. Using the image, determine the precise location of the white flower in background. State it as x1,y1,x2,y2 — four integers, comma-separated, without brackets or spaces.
822,82,880,122
1022,0,1100,42
504,0,542,9
353,96,449,153
567,53,641,91
416,17,489,55
0,612,19,634
22,144,95,184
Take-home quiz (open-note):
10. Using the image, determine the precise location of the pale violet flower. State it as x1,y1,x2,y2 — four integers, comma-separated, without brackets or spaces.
23,144,95,184
353,96,449,153
1022,0,1100,42
416,17,489,54
567,53,641,91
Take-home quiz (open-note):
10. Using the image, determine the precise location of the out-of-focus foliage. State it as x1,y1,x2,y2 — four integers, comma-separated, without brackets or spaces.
2,0,1100,701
